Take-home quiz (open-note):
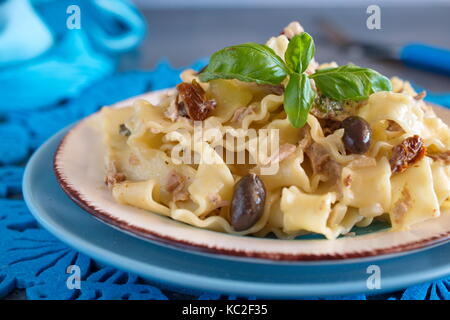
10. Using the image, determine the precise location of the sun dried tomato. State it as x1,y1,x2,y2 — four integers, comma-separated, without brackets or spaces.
389,135,426,174
176,80,216,121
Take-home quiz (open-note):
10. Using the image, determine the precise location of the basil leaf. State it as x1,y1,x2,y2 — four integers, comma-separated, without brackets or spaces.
309,64,392,101
198,43,288,85
284,73,316,128
285,32,315,73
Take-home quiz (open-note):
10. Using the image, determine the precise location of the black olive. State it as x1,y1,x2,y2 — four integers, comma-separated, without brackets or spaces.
342,116,372,154
230,173,266,231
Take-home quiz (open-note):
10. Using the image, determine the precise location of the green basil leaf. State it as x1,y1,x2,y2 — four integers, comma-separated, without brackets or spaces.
284,73,316,128
284,32,315,73
309,64,392,101
198,43,288,85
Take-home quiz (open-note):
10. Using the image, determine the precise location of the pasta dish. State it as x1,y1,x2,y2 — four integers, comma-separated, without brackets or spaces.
100,22,450,240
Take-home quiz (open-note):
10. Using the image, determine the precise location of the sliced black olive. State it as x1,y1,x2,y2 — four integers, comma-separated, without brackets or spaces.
342,116,371,154
230,173,266,231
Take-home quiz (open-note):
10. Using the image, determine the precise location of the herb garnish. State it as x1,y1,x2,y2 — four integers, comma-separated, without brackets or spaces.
199,32,392,128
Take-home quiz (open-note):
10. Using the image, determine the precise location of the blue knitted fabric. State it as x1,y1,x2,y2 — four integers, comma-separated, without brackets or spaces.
0,60,449,300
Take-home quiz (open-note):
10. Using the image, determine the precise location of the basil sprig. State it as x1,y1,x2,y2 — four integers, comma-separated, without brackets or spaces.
199,43,288,85
309,65,392,101
199,32,392,128
284,73,315,128
284,32,315,74
283,33,316,128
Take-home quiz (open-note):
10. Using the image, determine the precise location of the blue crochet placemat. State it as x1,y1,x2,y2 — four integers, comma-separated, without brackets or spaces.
0,60,449,300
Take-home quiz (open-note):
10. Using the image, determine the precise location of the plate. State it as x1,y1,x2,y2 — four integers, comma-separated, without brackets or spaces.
53,89,450,261
23,128,450,297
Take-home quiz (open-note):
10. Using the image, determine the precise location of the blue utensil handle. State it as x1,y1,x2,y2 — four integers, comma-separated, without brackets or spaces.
400,44,450,76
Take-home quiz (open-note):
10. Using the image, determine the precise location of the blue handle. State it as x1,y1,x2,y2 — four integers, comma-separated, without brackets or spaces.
400,44,450,76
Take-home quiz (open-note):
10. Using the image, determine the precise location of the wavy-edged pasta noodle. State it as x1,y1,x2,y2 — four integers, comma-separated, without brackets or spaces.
423,116,450,150
359,92,425,136
254,190,309,239
307,115,357,164
281,186,337,239
329,205,364,239
255,147,311,193
102,106,133,148
101,29,450,240
168,188,279,235
431,161,450,206
124,149,196,205
390,157,440,230
356,217,374,228
279,188,363,240
266,35,290,63
187,142,235,216
104,101,197,205
112,180,170,216
443,199,450,210
101,106,134,173
129,99,192,137
208,79,254,123
240,94,283,130
341,157,391,218
264,117,302,145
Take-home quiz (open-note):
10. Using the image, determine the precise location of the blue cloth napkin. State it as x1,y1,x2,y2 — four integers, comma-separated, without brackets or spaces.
0,0,146,112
